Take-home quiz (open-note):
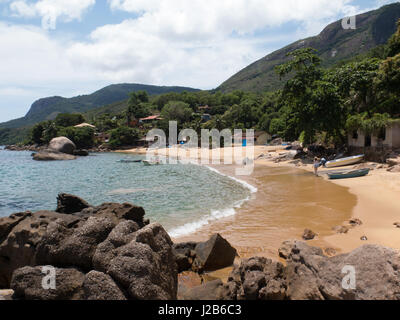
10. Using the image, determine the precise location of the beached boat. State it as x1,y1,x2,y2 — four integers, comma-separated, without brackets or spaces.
327,168,370,180
325,155,364,168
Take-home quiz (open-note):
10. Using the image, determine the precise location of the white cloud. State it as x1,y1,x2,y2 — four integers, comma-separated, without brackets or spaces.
4,0,392,122
9,0,95,29
65,0,360,88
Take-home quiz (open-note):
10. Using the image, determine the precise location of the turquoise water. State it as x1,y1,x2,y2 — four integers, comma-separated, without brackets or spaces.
0,149,252,237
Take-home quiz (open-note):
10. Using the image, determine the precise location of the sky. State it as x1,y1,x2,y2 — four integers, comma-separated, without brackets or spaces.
0,0,398,122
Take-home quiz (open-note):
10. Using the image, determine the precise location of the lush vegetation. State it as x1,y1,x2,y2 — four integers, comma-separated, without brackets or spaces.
29,114,95,149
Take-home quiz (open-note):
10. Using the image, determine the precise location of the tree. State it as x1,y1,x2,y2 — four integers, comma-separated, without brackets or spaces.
41,121,59,144
327,58,380,115
58,126,95,149
276,48,344,145
109,126,140,148
54,113,85,127
126,91,150,125
161,101,193,124
30,122,45,144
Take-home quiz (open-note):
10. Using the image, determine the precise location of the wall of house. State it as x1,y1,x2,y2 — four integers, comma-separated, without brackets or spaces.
388,123,400,148
348,130,366,147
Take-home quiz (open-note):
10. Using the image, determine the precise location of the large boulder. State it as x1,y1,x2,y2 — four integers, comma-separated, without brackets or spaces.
0,210,82,288
0,194,178,300
285,242,400,300
222,257,286,300
104,223,178,300
56,194,91,214
48,137,76,155
32,151,76,161
11,266,85,300
193,234,237,272
221,241,400,300
82,271,127,300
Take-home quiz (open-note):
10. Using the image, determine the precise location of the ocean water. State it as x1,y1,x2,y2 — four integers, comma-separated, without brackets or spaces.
0,149,253,237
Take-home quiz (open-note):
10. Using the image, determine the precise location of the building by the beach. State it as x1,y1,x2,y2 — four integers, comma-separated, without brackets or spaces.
348,122,400,149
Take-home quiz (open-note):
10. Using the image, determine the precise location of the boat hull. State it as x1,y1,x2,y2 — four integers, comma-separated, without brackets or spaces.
328,168,370,180
326,155,364,168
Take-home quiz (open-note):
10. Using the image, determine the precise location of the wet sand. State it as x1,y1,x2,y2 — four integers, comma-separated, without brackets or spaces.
174,163,357,259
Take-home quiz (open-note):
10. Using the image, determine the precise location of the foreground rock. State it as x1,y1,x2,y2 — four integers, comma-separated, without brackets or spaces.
48,137,76,155
32,150,76,161
0,195,177,300
302,229,317,240
56,193,90,214
174,234,237,273
220,241,400,300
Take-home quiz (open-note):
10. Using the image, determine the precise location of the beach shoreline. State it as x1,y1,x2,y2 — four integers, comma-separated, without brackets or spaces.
117,145,400,261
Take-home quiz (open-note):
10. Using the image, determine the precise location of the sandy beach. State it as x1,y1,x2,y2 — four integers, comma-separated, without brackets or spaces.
118,145,400,261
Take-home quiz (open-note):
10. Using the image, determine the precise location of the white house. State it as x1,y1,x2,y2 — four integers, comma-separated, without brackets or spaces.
348,122,400,148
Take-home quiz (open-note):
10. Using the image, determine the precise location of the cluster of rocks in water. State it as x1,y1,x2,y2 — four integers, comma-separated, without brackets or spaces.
1,194,400,300
5,136,111,161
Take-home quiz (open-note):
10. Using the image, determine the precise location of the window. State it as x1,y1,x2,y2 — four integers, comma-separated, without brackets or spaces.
352,131,358,139
365,135,371,147
378,128,386,141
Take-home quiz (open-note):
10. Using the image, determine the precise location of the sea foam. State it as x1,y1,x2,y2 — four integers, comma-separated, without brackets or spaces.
168,165,257,238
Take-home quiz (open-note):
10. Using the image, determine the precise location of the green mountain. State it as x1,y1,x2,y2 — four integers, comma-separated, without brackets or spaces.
218,3,400,93
0,84,199,144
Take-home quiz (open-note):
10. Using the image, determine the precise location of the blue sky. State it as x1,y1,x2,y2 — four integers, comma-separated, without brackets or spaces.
0,0,398,122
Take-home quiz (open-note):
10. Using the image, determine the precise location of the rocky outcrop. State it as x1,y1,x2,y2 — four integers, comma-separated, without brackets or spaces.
48,137,76,155
173,234,237,273
193,234,237,272
0,195,177,300
32,150,76,161
11,266,86,300
221,241,400,300
73,149,89,156
56,194,90,214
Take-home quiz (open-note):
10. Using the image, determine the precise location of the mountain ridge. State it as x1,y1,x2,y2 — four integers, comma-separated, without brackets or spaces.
217,3,400,93
1,83,199,130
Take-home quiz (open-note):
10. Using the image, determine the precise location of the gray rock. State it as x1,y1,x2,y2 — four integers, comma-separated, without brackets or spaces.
222,257,286,300
56,193,91,214
48,137,76,155
81,202,147,228
173,241,198,273
302,229,317,240
36,217,116,271
96,223,178,300
193,234,237,272
32,151,76,161
278,240,300,259
0,210,81,288
285,242,400,300
73,149,89,156
11,266,85,300
83,271,127,300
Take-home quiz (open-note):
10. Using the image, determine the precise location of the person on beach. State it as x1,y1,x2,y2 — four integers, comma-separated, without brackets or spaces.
314,157,320,176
